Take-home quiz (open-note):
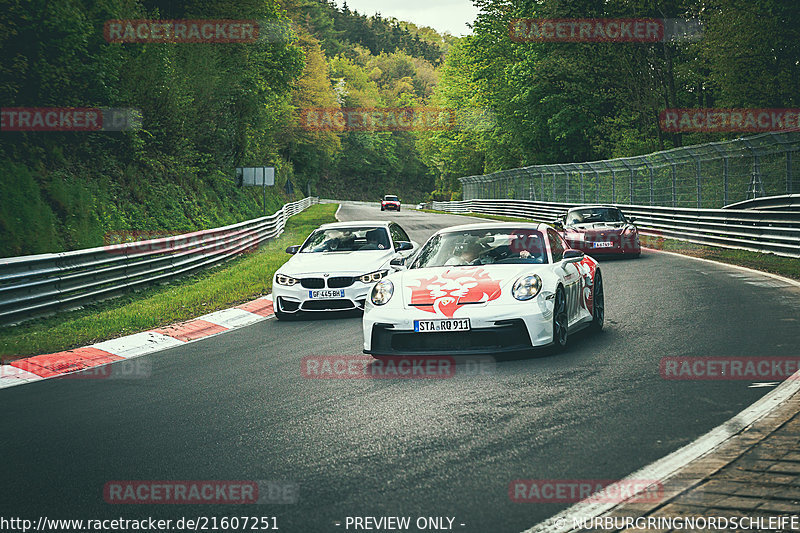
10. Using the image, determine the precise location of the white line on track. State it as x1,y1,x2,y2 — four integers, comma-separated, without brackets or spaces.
523,247,800,533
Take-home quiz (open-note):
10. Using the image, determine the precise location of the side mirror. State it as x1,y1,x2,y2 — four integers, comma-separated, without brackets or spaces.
394,241,413,251
562,249,584,263
285,245,301,255
390,256,406,268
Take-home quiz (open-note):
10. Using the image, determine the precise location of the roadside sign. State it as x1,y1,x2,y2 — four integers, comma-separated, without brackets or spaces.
237,167,275,187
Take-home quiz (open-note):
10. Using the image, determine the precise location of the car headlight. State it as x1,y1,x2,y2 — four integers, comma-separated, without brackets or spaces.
359,270,389,284
370,280,394,306
276,274,298,286
512,274,542,301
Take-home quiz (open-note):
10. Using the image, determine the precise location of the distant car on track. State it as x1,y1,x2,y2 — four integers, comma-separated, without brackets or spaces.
416,203,426,210
273,221,418,320
362,222,604,356
381,195,401,211
556,205,641,258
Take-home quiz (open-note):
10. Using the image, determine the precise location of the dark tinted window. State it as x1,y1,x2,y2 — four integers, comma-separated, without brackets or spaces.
548,229,564,262
566,208,625,225
389,223,410,243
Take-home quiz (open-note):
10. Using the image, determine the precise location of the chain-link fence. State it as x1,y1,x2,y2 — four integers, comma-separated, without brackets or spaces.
460,132,800,208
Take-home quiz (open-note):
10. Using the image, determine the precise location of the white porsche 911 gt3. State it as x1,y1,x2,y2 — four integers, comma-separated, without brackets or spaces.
362,222,604,356
272,221,418,320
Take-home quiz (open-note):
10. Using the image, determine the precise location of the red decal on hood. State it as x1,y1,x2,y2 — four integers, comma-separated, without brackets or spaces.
407,268,502,318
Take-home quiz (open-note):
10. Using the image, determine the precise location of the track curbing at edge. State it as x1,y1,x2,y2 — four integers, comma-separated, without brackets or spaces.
0,296,275,389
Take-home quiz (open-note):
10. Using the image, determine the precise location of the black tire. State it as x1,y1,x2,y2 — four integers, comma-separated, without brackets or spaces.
381,207,385,211
552,285,568,352
590,270,604,331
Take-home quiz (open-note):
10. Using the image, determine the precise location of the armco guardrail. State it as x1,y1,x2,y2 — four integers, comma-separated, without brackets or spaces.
431,199,800,258
0,197,318,325
723,193,800,211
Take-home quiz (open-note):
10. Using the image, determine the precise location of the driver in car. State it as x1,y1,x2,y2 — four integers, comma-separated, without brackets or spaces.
445,240,483,266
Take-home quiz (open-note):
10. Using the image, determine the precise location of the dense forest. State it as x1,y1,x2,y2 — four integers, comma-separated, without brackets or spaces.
0,0,452,256
422,0,800,196
1,0,797,256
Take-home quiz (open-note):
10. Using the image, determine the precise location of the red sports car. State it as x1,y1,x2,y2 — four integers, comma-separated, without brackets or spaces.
557,205,641,258
381,195,401,211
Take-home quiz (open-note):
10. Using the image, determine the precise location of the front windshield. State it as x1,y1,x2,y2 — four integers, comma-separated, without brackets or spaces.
300,227,391,252
567,208,626,225
384,196,399,202
410,229,547,268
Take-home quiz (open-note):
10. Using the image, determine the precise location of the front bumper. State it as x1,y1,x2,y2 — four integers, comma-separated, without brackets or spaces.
567,235,640,257
363,300,555,355
382,203,400,210
272,283,372,314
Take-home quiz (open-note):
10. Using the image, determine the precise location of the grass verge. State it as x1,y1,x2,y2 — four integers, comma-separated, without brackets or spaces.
0,204,338,359
422,209,800,281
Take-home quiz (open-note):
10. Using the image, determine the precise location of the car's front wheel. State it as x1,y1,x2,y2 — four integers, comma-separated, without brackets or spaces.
552,285,568,351
590,270,604,331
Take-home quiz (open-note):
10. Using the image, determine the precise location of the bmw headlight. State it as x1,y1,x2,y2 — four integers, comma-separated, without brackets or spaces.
276,274,298,286
370,280,394,306
512,274,542,301
359,270,389,284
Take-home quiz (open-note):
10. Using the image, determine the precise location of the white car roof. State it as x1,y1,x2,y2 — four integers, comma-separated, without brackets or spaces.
434,222,547,234
318,220,391,229
568,205,620,211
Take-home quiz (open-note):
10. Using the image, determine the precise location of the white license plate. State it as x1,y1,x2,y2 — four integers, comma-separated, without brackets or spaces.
414,319,471,333
309,289,345,299
592,241,614,248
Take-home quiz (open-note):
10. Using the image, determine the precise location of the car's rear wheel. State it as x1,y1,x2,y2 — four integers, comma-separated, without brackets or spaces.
590,270,604,331
552,286,568,351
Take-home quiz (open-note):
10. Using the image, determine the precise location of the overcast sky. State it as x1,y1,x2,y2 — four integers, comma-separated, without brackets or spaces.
337,0,479,36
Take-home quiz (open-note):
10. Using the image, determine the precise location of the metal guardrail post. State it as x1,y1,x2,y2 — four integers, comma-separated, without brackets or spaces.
788,151,793,195
696,160,702,208
540,172,546,202
612,170,616,203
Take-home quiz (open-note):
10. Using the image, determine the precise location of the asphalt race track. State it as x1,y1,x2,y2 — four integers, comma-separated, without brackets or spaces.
3,202,800,532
